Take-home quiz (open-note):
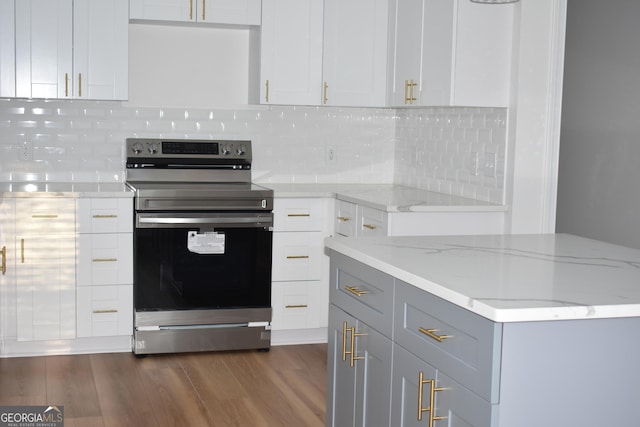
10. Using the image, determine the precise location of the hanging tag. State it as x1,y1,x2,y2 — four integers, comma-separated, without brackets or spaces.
187,231,225,254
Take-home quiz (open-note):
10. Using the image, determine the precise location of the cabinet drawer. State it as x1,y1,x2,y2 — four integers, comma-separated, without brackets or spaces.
272,231,323,281
271,281,322,330
76,198,132,234
358,206,387,237
273,198,330,232
77,233,133,286
15,198,75,234
77,285,133,337
330,252,394,338
394,280,502,402
335,200,357,237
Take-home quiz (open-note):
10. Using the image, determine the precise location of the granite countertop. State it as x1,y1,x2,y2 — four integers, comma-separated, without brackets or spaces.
0,182,134,197
325,233,640,323
263,183,506,213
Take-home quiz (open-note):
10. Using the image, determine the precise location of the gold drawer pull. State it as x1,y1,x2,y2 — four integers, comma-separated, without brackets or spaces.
92,258,118,262
344,285,368,297
93,309,118,314
418,327,452,343
418,372,446,424
32,214,58,219
1,246,6,275
337,216,351,222
362,223,377,230
286,255,309,259
342,321,367,368
93,214,117,219
285,304,308,309
287,213,310,217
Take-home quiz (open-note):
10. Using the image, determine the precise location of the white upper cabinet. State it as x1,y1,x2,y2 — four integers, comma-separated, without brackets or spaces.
14,0,128,100
322,0,389,107
130,0,261,26
0,0,16,97
389,0,513,107
260,0,323,105
260,0,389,107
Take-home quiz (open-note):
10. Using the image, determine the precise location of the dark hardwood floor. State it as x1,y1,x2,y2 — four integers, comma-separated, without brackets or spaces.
0,344,327,427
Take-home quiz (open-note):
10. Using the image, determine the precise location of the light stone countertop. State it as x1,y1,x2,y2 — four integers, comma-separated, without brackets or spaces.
262,183,506,212
325,233,640,323
0,182,134,198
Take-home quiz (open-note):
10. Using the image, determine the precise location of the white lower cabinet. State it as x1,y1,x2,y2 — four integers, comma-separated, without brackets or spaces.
271,197,333,343
76,284,132,337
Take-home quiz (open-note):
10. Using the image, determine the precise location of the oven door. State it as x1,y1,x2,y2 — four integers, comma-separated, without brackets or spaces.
134,212,273,312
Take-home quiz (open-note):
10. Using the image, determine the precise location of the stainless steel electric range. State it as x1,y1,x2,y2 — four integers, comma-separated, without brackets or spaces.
125,138,273,355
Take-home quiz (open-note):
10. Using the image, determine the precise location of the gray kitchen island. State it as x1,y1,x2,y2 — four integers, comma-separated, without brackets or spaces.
325,233,640,427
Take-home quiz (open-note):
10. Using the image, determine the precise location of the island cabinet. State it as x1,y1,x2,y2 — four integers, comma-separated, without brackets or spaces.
327,250,640,427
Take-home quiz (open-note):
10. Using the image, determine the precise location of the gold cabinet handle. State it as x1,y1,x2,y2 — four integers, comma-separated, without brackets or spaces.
418,372,446,425
344,285,367,297
65,73,69,97
265,79,269,102
21,239,24,264
1,246,6,275
202,0,206,20
341,321,366,368
286,255,309,259
93,214,117,219
93,309,118,314
418,327,452,343
92,258,118,262
323,82,328,104
189,0,193,19
285,304,308,309
362,224,377,230
409,79,417,104
404,80,409,104
78,73,82,97
32,214,58,219
337,216,350,222
287,213,310,217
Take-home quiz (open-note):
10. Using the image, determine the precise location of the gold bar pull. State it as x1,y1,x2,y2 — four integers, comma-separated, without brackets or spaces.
286,255,309,259
1,246,6,275
93,309,118,314
337,216,351,222
362,223,377,230
93,214,117,219
404,80,409,104
409,79,417,104
265,79,270,102
65,73,69,97
202,0,205,20
21,239,24,264
189,0,193,19
417,373,445,424
349,326,367,367
285,304,308,309
342,321,349,362
344,285,367,297
32,214,58,219
92,258,117,263
323,82,328,104
287,213,310,217
78,73,82,97
418,327,452,343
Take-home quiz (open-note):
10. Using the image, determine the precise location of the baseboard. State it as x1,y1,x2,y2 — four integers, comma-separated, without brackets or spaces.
271,327,327,346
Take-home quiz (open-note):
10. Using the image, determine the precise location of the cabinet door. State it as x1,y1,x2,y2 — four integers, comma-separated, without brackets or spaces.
129,0,191,22
73,0,128,100
419,0,454,106
335,200,357,237
199,0,261,25
15,0,73,99
0,0,15,97
389,0,423,106
322,0,389,107
0,199,16,341
16,234,76,341
260,0,323,105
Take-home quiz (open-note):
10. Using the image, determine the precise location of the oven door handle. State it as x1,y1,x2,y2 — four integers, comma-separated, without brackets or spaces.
136,213,273,228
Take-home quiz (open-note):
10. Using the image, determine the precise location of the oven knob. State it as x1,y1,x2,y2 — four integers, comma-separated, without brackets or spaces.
147,142,159,154
131,142,143,154
221,144,231,155
236,145,246,155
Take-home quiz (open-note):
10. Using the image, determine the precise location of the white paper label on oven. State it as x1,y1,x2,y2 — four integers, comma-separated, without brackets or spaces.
187,231,225,254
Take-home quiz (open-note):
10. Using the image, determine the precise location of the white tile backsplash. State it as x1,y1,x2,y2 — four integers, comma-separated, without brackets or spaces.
0,99,506,203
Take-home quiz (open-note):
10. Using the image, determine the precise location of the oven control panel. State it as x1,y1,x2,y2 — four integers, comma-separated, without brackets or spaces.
126,138,251,160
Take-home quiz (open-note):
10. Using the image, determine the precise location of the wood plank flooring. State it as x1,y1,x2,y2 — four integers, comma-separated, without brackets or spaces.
0,344,327,427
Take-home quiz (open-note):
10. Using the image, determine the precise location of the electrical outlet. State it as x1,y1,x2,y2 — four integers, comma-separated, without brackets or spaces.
20,140,33,161
483,151,497,177
326,145,337,163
